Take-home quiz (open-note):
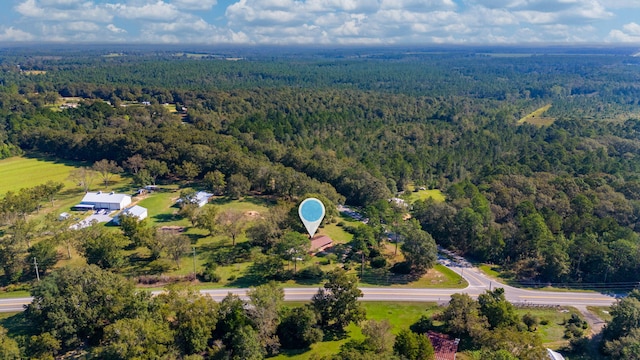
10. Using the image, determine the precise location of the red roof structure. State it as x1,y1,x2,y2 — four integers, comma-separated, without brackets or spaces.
310,235,333,254
427,331,459,360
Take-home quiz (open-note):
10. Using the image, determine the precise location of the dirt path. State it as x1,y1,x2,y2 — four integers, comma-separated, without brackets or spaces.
575,305,606,336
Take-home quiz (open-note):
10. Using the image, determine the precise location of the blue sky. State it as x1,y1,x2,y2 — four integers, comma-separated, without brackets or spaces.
1,0,639,44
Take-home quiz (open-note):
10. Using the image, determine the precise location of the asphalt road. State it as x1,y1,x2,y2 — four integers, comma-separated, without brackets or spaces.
0,263,616,313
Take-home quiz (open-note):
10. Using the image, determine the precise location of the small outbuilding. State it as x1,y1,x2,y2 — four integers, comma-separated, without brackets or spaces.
75,191,132,211
122,205,148,221
310,235,333,254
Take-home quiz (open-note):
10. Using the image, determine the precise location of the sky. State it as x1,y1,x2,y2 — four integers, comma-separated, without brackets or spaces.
0,0,639,45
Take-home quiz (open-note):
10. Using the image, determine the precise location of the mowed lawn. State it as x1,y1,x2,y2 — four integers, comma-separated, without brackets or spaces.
0,156,80,194
404,189,445,203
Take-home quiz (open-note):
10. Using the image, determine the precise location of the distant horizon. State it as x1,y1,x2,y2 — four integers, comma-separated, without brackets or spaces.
2,1,640,46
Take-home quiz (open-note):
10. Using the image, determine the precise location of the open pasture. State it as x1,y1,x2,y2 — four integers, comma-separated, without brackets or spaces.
0,156,80,194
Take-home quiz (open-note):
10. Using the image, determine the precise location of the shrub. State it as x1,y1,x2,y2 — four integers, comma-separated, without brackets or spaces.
390,261,412,274
370,256,387,269
147,259,174,274
297,265,325,280
410,315,433,333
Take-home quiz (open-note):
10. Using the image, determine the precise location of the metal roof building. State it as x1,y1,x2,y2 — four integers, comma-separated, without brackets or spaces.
76,191,132,210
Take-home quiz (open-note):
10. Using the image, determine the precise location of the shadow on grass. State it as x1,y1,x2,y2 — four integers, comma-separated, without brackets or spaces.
323,329,349,341
23,151,89,168
0,312,35,337
185,232,205,244
153,213,178,223
276,347,314,358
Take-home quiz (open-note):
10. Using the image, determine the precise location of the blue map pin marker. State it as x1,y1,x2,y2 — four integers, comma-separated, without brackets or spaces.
298,198,326,238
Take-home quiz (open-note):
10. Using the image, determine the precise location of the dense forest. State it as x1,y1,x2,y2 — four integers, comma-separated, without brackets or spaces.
3,45,640,358
2,46,640,287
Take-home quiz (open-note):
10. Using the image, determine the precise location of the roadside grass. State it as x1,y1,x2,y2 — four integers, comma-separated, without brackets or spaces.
518,104,555,127
0,291,30,299
587,306,612,323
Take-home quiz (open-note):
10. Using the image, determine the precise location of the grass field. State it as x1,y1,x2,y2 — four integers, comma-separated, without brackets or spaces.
0,156,82,194
518,104,555,127
403,189,446,203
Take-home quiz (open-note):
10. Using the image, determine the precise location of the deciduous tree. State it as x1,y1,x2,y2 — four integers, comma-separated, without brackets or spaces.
311,268,365,332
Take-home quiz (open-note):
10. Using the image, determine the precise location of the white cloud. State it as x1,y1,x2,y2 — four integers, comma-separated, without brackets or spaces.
107,1,181,21
65,21,101,32
171,0,218,11
622,22,640,35
0,27,35,41
107,24,127,33
606,22,640,43
15,0,113,22
380,0,456,11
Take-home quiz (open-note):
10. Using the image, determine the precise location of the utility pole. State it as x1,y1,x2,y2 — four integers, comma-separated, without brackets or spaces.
33,257,40,281
192,247,197,276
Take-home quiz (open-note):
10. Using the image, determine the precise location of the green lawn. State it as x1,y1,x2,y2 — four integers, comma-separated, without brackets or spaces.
0,155,81,194
403,189,445,204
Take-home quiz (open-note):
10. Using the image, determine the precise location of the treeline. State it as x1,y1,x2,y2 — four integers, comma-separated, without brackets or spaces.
0,265,438,360
2,50,640,284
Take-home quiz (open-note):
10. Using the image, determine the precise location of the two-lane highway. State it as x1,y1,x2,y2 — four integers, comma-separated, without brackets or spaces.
0,249,617,313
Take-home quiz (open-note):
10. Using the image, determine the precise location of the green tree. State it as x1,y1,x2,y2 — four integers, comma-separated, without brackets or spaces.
175,160,201,181
92,159,123,187
274,231,310,273
156,231,190,269
25,265,149,348
277,306,323,349
477,288,519,329
393,329,434,360
248,282,284,355
123,154,145,175
94,317,176,360
146,159,169,185
604,290,640,341
68,167,96,192
361,319,395,355
216,293,250,344
229,325,265,360
79,229,130,269
227,173,251,199
26,332,61,360
442,293,488,340
311,268,366,332
196,205,219,236
203,170,226,195
400,219,437,274
155,286,218,355
217,209,247,246
0,326,20,360
132,169,153,187
28,238,59,276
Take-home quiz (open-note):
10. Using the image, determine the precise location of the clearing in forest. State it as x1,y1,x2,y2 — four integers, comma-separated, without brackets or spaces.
0,156,79,194
518,104,555,127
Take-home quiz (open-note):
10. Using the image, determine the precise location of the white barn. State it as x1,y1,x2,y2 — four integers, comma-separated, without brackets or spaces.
75,191,132,210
